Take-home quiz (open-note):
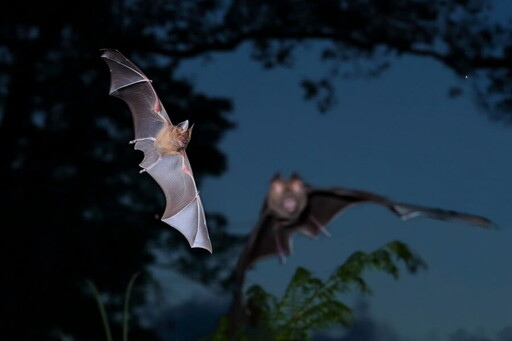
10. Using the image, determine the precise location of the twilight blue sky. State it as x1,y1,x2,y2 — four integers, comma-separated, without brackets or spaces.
148,3,512,341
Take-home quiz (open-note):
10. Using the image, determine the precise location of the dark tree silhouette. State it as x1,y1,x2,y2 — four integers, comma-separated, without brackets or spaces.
0,0,510,340
0,2,240,340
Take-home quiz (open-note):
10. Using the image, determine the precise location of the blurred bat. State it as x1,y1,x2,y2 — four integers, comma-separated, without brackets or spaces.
238,172,498,267
101,49,212,253
227,172,498,337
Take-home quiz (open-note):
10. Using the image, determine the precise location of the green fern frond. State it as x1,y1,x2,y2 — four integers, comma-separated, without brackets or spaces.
235,240,427,340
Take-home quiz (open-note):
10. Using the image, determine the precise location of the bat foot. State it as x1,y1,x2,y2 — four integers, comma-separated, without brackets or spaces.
139,168,147,174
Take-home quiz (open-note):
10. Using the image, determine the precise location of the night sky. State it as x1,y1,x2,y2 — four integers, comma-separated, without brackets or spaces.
151,16,512,341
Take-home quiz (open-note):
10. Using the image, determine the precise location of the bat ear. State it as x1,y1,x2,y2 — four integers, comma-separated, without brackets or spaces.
290,172,301,180
271,181,284,194
290,174,303,191
187,123,195,137
270,173,283,194
177,120,189,131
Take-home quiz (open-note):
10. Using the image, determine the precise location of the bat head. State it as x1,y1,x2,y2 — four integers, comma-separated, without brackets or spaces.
267,173,308,221
172,120,193,150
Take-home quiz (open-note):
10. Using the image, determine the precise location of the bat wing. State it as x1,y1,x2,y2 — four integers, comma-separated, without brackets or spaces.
101,49,172,139
390,203,498,229
101,49,212,252
295,187,498,238
147,152,212,252
237,212,294,269
291,188,381,238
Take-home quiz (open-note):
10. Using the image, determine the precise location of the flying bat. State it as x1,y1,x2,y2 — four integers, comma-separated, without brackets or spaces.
101,49,212,253
237,173,497,268
228,172,497,337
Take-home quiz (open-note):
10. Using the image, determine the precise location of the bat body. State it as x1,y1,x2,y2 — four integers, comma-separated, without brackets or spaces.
101,49,212,253
238,173,498,268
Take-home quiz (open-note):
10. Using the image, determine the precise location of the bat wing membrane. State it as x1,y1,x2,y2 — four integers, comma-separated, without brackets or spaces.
163,196,211,250
299,188,497,238
147,153,212,252
391,203,498,229
101,49,173,140
237,213,294,268
295,188,372,237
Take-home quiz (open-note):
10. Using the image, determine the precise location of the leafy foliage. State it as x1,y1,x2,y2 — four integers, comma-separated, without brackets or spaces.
214,240,427,340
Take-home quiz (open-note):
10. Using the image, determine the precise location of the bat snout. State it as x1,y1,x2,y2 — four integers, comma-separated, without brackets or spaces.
178,135,190,148
283,197,298,213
